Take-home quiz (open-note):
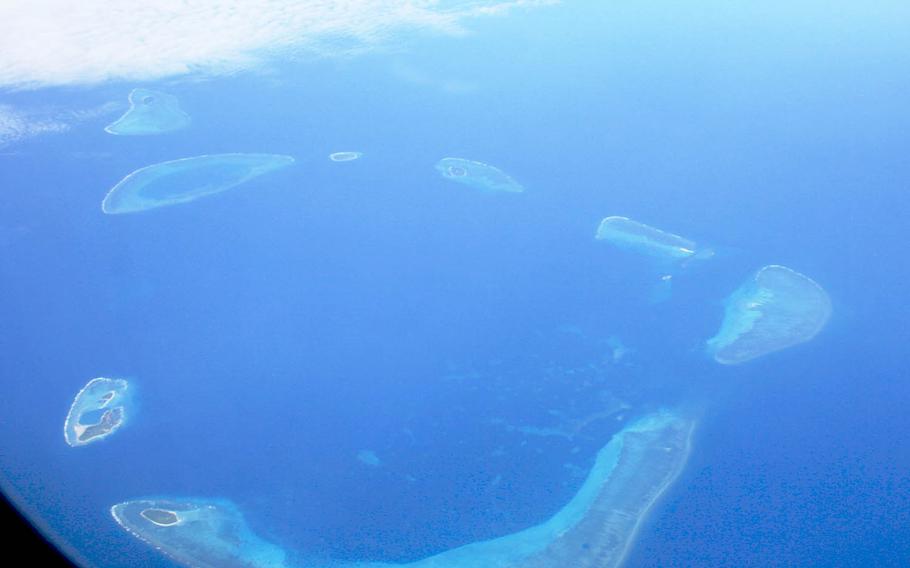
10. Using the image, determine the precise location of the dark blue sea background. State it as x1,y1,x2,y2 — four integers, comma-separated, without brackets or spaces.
1,2,908,566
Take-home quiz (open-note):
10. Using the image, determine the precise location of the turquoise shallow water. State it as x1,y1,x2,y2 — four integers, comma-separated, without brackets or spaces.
1,2,909,566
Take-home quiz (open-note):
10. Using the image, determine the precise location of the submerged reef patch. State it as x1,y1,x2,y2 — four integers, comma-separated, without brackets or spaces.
357,450,382,467
707,264,832,364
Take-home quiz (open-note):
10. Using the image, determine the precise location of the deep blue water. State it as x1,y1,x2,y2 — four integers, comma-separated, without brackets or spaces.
1,2,909,566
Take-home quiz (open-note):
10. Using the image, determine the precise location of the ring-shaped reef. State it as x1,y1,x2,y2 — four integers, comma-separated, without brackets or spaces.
111,498,289,568
707,264,832,365
435,158,524,193
101,153,295,214
329,151,363,162
595,216,704,262
104,89,190,135
64,377,130,447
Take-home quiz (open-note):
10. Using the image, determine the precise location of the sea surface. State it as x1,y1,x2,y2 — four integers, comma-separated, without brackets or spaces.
1,2,908,567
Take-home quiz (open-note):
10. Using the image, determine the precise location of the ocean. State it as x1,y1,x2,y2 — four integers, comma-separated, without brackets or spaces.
1,1,908,567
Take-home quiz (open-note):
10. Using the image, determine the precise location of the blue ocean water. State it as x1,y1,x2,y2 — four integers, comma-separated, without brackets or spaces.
1,2,909,566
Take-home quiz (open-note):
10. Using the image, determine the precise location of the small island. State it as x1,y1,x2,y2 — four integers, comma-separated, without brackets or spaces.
63,377,130,447
139,508,181,527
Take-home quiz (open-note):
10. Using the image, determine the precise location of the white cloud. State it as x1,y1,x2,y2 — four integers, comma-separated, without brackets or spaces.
0,105,67,147
0,0,554,90
0,102,119,147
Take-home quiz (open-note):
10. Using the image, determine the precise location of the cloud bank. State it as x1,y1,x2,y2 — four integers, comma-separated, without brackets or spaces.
0,0,553,90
